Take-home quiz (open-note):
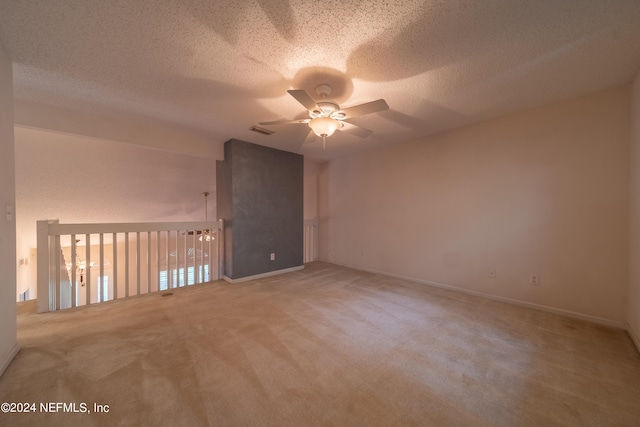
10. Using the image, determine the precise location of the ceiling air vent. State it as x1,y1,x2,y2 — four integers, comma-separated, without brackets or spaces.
249,125,274,136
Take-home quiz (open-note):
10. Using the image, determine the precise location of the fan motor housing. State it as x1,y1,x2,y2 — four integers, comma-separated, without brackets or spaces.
311,101,340,118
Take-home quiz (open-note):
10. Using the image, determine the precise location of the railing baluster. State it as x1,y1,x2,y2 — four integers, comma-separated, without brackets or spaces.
136,232,141,296
49,233,55,308
175,229,180,287
218,219,224,280
308,226,311,262
156,231,161,292
303,220,319,263
207,229,213,281
183,230,188,286
200,227,205,283
205,228,209,282
194,229,200,284
172,230,176,288
36,220,52,312
307,226,312,263
71,234,76,308
173,230,177,287
85,234,91,306
147,231,151,294
191,230,195,285
178,230,182,286
125,232,129,297
172,230,176,287
166,230,171,289
99,233,105,302
212,225,217,279
54,235,61,311
113,233,118,300
204,231,208,282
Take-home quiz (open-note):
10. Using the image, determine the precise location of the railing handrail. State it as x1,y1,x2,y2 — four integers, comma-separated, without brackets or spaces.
303,218,318,226
46,220,222,235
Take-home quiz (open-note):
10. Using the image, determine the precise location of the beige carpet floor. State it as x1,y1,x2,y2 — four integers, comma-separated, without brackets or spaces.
1,262,639,426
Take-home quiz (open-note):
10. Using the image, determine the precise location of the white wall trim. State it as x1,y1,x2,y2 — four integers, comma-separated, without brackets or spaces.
223,265,304,283
322,259,626,329
0,344,20,378
627,324,640,354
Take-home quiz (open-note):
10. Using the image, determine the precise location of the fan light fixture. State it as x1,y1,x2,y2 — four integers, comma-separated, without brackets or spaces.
309,117,339,138
309,116,341,149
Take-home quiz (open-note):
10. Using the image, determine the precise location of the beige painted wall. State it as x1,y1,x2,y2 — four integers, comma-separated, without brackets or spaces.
304,157,322,220
14,99,224,160
0,42,18,375
15,126,217,300
629,71,640,346
320,86,630,324
304,174,318,220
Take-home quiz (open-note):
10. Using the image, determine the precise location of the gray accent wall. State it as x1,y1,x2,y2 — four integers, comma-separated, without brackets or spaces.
216,139,303,280
0,42,17,375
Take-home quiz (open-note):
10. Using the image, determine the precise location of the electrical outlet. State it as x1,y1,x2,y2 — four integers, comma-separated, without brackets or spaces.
529,274,540,286
270,253,275,261
488,268,496,279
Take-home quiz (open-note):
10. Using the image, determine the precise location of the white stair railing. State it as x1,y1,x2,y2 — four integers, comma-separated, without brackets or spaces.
304,219,318,263
37,219,224,313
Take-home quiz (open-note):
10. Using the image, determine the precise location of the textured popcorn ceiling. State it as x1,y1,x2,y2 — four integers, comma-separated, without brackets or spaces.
1,0,640,160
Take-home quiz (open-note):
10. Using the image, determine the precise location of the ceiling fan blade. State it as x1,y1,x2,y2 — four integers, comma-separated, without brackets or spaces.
341,99,389,119
259,118,310,125
302,129,316,144
288,89,318,111
338,121,373,138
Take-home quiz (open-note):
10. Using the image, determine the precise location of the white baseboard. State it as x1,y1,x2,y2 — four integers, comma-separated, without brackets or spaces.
0,343,20,378
322,259,626,329
627,324,640,353
223,265,304,284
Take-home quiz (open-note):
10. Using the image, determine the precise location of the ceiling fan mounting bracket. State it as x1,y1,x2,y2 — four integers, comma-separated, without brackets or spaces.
310,101,340,118
315,84,332,99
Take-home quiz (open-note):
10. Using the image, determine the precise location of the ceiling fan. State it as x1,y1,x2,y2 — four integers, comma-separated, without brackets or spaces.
259,84,389,148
